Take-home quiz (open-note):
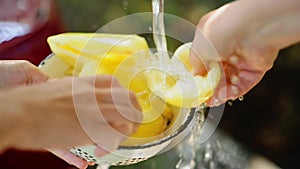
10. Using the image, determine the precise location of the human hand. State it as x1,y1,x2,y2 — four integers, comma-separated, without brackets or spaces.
0,60,88,168
0,74,142,168
190,0,300,106
189,8,278,106
0,60,89,168
0,60,49,88
49,148,94,169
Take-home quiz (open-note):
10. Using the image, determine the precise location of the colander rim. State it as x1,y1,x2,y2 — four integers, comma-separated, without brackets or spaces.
118,108,195,150
39,53,196,150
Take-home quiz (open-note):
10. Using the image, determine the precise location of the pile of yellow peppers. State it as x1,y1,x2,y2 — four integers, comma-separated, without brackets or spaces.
41,33,221,140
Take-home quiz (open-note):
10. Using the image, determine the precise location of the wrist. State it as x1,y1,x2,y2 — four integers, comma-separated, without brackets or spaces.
0,88,33,151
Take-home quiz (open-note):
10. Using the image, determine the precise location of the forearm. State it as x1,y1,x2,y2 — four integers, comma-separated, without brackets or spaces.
234,0,300,50
0,89,28,151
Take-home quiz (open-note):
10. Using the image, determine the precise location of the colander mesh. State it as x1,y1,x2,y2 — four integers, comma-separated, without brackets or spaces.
70,147,149,166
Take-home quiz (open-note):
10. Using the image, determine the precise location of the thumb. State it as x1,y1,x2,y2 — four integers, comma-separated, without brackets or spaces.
189,46,207,76
190,24,220,75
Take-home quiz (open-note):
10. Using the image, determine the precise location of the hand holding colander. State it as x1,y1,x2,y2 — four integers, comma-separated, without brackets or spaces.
68,108,196,166
39,54,198,166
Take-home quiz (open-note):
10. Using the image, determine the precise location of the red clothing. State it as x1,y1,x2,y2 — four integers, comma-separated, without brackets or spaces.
0,0,72,168
0,149,75,169
0,0,65,65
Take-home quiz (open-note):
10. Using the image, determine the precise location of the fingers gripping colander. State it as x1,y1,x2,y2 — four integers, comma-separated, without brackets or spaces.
39,54,197,166
69,108,196,166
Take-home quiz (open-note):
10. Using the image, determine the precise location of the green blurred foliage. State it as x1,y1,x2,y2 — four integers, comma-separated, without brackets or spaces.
54,0,232,52
54,0,233,30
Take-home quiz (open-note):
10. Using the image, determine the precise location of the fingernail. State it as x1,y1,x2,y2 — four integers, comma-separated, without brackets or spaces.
88,162,95,166
73,161,88,169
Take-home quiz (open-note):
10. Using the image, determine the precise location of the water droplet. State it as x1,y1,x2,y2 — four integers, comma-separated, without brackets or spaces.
230,85,239,95
213,98,220,105
229,55,239,64
238,96,244,101
196,103,207,112
230,75,239,84
204,146,213,161
122,0,128,10
227,100,233,106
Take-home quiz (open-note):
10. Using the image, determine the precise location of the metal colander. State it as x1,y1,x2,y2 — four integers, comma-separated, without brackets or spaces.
39,54,197,166
69,108,196,166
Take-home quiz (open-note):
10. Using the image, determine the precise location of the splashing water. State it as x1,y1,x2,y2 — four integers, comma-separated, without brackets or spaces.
151,1,208,168
152,0,169,65
122,0,128,10
96,1,207,168
175,105,206,169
